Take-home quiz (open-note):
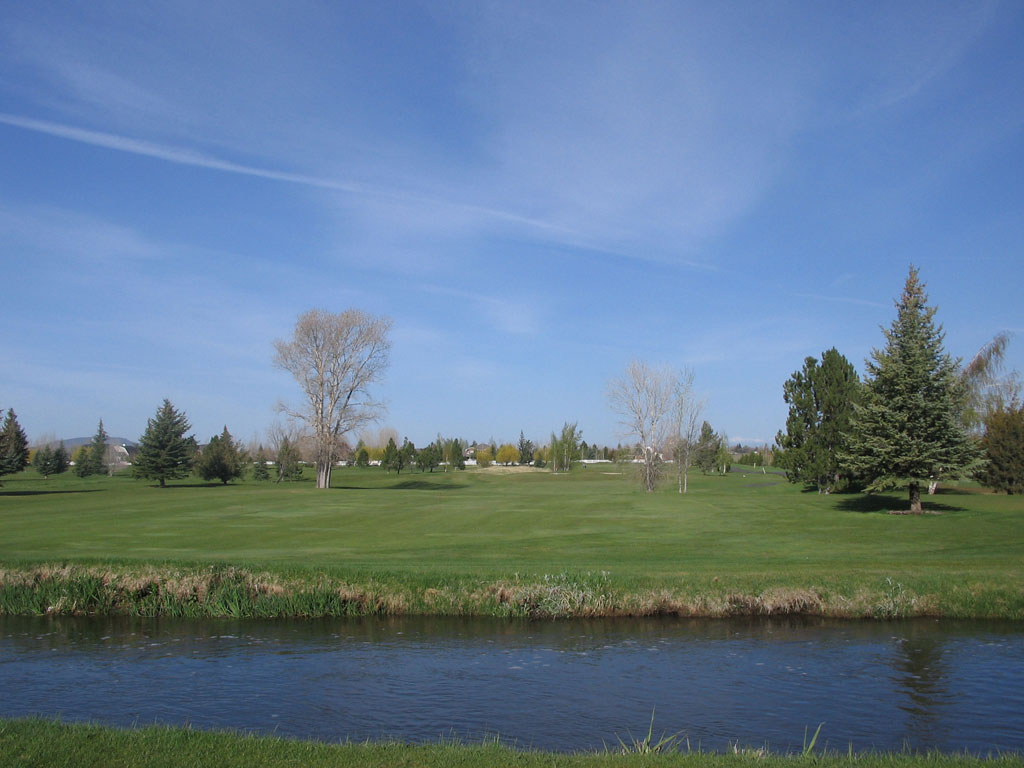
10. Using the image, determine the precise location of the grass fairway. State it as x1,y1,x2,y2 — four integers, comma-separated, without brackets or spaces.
1,466,1022,618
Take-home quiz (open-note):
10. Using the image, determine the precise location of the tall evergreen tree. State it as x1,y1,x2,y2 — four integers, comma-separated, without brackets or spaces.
775,348,861,493
133,400,195,487
0,408,30,484
843,267,977,513
196,426,245,485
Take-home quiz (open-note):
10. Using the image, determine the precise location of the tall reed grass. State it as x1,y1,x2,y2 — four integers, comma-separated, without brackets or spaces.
2,563,1020,619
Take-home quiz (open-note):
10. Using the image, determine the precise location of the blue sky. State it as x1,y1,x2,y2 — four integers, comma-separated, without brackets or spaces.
2,1,1022,449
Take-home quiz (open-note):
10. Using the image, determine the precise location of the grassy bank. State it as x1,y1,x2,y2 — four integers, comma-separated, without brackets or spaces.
1,467,1021,619
1,720,1021,768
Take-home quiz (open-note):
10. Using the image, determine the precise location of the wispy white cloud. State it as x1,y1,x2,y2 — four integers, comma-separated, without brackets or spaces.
0,113,366,193
792,293,886,309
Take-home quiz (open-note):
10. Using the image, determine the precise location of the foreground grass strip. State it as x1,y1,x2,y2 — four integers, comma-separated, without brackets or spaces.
0,720,1021,768
2,561,1022,619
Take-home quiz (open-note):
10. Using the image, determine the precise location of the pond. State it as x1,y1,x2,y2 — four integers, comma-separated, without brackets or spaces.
1,615,1022,753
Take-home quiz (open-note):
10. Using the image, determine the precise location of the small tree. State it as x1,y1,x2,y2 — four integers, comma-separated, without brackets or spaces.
355,447,370,467
89,419,110,475
0,409,30,484
275,436,304,481
976,402,1024,494
694,422,720,474
476,447,494,467
417,443,439,472
549,422,581,472
33,442,70,478
496,443,519,466
382,437,399,473
517,431,534,465
51,441,70,476
671,369,703,494
251,449,271,481
133,400,196,488
843,267,977,513
75,419,109,477
197,426,246,485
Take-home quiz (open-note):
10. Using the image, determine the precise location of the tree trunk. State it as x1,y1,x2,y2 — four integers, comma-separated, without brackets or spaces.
909,481,922,514
316,461,331,489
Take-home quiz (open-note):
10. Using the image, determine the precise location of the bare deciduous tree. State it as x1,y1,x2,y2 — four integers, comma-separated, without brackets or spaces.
671,369,704,494
274,308,392,489
607,360,678,492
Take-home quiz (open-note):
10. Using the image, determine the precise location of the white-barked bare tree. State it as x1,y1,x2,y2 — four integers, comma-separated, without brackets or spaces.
274,308,392,489
607,360,677,492
671,368,704,494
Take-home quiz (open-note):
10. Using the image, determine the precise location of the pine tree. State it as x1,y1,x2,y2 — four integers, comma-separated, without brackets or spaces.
133,399,195,487
976,402,1024,494
51,441,70,476
776,348,860,493
843,267,977,513
196,426,245,485
0,408,30,484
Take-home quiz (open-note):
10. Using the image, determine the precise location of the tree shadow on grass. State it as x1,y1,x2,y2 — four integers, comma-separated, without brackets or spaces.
332,479,469,491
389,479,468,491
835,493,968,514
0,489,104,496
153,482,236,489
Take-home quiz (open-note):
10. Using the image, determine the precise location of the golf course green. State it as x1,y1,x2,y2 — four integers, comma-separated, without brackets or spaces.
1,465,1021,618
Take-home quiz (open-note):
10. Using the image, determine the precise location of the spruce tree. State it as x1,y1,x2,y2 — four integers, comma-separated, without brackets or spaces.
51,442,70,476
0,408,30,484
87,419,109,476
133,399,195,487
843,267,977,513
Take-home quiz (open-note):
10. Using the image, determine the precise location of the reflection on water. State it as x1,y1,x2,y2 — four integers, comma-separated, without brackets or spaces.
1,615,1022,753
